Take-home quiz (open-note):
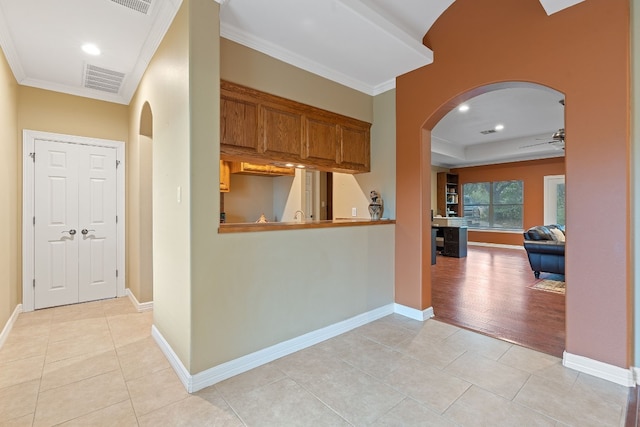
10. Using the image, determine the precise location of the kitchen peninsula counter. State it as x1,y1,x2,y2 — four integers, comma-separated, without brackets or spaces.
219,218,395,233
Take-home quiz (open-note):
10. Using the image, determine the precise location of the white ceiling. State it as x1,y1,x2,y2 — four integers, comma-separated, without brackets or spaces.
0,0,181,104
0,0,580,166
432,85,566,168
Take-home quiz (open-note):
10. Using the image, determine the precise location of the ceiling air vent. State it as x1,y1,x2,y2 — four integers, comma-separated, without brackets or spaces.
110,0,152,14
84,64,125,94
479,129,497,135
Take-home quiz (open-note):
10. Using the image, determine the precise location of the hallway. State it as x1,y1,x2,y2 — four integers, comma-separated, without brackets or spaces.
0,297,628,426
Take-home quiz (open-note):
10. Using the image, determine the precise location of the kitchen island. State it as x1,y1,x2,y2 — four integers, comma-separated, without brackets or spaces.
219,218,394,233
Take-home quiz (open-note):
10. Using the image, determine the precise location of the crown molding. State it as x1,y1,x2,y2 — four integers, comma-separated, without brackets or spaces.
220,24,377,95
0,3,26,83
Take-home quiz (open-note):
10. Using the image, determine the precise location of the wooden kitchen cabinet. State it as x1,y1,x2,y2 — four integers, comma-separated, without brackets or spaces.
304,115,338,167
339,123,370,171
219,160,231,192
229,162,295,176
220,80,371,173
261,103,303,158
220,95,259,156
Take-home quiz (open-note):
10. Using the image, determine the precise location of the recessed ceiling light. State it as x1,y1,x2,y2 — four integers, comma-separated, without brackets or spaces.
458,104,469,112
82,43,101,56
296,165,306,169
494,124,505,131
285,163,294,167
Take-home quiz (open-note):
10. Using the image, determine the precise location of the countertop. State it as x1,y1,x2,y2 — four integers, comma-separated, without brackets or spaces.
218,218,395,233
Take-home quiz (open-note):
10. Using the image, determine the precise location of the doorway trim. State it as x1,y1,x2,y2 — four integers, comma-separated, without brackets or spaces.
544,174,565,225
22,130,126,312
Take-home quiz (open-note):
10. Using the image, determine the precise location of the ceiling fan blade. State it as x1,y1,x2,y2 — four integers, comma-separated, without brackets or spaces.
520,141,553,149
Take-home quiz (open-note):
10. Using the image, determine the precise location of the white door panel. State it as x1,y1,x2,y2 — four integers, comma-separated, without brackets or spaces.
79,146,117,302
34,140,117,308
34,140,79,309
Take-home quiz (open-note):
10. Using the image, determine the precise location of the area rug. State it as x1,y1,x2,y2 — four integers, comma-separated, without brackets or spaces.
530,279,566,295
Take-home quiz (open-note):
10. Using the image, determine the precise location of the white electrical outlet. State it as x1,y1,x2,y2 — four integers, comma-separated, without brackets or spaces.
352,207,357,217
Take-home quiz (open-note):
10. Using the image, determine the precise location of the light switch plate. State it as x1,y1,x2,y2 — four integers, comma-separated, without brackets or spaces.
352,207,357,217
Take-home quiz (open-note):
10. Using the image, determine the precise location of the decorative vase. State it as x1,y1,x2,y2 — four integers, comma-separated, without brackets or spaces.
368,203,382,220
368,190,383,220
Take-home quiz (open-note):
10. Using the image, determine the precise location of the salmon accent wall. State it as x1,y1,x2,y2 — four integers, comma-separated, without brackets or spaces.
452,157,565,246
395,0,630,367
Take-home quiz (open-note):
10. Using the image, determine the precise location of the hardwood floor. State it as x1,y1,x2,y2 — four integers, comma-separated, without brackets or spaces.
431,245,566,357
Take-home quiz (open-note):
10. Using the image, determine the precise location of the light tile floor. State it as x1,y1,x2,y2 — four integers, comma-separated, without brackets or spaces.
0,298,630,426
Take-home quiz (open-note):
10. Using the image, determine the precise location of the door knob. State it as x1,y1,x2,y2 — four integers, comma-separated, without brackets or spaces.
62,229,76,235
81,229,95,235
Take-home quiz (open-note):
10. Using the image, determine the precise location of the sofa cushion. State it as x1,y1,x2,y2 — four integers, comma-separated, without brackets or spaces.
549,227,565,242
524,226,556,241
523,240,565,255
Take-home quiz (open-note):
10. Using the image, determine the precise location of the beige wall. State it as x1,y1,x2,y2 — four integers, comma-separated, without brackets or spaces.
138,135,153,302
221,39,372,123
129,0,194,368
0,46,19,330
224,174,277,223
336,89,397,220
18,86,128,142
187,25,395,373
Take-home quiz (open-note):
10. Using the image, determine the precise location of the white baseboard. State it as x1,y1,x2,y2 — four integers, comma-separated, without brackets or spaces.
0,304,22,350
468,242,525,250
633,367,640,385
394,303,434,321
563,351,635,387
151,325,192,390
126,289,153,312
153,303,395,393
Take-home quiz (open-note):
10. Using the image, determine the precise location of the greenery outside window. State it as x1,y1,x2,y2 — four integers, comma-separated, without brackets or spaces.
463,180,524,230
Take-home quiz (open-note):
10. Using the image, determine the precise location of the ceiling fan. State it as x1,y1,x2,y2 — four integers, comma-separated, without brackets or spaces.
520,128,565,150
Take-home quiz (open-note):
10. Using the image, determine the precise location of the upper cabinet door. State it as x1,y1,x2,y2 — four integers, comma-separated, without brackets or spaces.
260,104,303,158
304,116,338,167
339,123,370,172
220,95,259,154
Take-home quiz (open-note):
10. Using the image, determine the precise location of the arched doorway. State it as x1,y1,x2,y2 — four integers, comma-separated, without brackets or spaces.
129,102,154,305
428,82,566,355
395,0,630,373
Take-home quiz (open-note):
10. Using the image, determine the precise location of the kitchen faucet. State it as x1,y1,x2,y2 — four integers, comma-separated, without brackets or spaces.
294,210,305,221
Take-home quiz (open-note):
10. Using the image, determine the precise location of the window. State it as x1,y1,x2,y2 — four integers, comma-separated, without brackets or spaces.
463,180,523,230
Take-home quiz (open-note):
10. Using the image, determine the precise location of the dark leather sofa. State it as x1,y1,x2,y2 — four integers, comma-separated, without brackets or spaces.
523,225,565,279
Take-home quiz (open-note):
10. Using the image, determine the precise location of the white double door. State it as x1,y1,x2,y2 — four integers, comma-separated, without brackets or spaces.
34,140,117,309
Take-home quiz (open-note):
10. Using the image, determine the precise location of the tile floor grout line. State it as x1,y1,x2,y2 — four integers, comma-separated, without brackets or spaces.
509,374,567,424
281,372,357,426
211,385,251,427
367,395,412,425
108,312,140,426
439,383,474,419
31,309,54,425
